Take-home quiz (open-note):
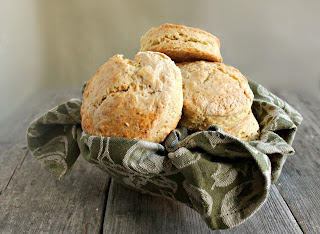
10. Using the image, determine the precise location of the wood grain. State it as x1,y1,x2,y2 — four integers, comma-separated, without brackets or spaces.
273,90,320,233
0,151,110,233
0,89,111,233
0,90,82,197
103,181,302,234
0,89,82,197
0,88,81,144
0,143,28,195
1,89,319,233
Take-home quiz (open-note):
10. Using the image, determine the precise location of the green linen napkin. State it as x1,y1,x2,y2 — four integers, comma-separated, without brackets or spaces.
27,79,302,230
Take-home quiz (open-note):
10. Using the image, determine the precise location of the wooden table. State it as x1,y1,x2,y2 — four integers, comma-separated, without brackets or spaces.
0,89,319,234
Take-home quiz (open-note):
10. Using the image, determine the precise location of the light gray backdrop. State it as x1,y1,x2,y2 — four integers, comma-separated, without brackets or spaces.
1,0,319,123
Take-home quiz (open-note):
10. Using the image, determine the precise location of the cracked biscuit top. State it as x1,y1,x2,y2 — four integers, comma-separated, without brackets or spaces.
177,61,254,131
140,23,222,63
81,51,183,143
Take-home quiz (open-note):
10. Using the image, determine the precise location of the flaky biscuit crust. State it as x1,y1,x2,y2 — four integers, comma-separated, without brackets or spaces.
140,24,222,63
225,111,260,142
81,51,183,143
178,61,254,134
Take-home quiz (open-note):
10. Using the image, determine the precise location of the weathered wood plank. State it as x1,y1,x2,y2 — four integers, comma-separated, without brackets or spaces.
272,90,320,233
0,89,111,233
0,143,28,195
0,89,83,217
0,88,81,144
0,151,110,233
103,181,302,234
0,89,81,197
1,89,317,233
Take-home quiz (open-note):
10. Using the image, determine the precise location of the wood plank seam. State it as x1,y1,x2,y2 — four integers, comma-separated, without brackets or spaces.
274,90,320,233
100,178,113,234
0,148,29,196
275,185,306,234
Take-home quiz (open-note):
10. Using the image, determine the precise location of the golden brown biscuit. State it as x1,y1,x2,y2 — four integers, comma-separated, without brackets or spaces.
177,61,254,136
225,111,260,142
140,24,222,63
81,51,183,143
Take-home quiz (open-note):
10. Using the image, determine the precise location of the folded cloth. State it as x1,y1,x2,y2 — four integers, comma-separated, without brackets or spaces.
27,79,302,230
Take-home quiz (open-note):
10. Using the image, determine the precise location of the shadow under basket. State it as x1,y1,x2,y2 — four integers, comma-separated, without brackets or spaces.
27,79,302,230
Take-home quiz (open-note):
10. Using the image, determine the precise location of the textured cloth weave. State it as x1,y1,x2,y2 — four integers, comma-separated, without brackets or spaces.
27,79,302,230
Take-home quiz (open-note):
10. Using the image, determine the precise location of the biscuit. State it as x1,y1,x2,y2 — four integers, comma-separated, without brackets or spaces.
177,61,254,134
140,24,222,63
225,111,260,142
81,51,183,143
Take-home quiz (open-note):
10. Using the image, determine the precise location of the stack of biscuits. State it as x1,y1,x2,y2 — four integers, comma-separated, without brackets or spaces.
81,24,260,143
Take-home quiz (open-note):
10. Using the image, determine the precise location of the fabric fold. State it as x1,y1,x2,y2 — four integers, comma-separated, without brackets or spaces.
27,80,302,230
27,98,82,179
